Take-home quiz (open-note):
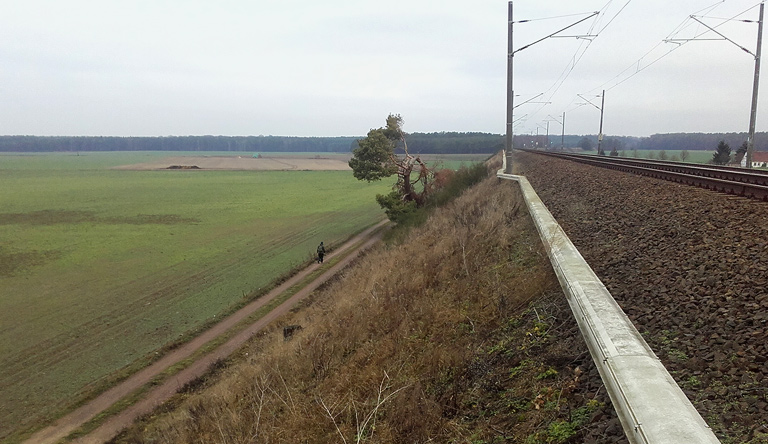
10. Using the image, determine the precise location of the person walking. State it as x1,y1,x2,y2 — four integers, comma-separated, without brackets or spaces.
316,241,325,264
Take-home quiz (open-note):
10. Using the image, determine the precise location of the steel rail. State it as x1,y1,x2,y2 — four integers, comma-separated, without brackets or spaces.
521,150,768,201
497,153,721,444
547,152,768,184
548,150,768,185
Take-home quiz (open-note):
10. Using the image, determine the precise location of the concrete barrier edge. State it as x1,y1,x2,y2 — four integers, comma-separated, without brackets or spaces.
496,159,720,444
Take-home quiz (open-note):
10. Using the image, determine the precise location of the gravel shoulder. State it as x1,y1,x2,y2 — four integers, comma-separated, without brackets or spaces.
514,151,768,442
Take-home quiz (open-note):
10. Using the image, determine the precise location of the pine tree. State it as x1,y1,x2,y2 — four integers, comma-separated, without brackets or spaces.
711,140,732,165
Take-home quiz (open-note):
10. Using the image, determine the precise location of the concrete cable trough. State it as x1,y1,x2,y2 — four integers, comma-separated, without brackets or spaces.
497,154,721,444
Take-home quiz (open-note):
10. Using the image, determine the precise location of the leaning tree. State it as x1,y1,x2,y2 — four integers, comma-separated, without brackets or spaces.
349,114,435,221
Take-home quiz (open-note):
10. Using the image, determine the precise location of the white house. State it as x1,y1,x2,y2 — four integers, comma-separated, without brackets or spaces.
740,151,768,168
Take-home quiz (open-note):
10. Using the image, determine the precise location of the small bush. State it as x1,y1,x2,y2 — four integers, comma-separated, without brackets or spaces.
375,190,419,225
427,163,489,208
381,162,489,242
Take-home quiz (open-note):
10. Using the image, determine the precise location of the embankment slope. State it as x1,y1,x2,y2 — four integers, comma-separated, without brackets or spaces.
112,161,629,443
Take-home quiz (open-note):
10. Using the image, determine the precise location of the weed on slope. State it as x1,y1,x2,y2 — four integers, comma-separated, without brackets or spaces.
114,160,624,444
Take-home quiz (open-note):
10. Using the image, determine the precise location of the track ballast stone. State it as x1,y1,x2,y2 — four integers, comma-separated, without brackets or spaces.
514,151,768,443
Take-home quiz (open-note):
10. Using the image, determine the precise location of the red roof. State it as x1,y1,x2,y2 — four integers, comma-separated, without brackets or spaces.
753,152,768,162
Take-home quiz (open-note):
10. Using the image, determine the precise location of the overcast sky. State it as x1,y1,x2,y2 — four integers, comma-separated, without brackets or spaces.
1,0,766,137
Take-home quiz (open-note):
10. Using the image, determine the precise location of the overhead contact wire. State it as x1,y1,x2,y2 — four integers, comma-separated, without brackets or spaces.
584,0,760,96
524,0,634,129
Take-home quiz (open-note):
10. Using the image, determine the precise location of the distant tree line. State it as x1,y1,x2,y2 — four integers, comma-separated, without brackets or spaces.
635,132,768,151
0,135,358,153
559,132,768,152
0,133,505,154
397,132,504,154
3,131,767,154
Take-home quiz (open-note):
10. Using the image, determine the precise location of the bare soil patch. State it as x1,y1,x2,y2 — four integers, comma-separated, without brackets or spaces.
112,155,353,171
0,247,61,277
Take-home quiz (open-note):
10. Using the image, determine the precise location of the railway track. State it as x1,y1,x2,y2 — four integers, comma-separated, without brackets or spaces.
498,162,720,444
520,149,768,201
513,150,768,443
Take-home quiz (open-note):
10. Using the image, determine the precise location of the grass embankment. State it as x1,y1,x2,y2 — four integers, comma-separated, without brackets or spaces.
0,152,389,441
114,159,615,443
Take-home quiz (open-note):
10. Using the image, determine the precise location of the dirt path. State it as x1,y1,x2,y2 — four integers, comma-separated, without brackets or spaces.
24,221,387,444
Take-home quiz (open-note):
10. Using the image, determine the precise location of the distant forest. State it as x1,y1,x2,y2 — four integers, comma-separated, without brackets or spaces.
514,132,768,152
2,131,767,154
0,133,503,154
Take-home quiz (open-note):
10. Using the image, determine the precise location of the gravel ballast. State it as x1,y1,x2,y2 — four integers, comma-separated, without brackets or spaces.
514,151,768,443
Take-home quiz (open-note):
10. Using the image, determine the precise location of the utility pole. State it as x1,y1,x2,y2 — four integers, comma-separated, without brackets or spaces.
578,91,606,154
561,111,566,150
668,4,765,168
597,90,606,155
747,2,765,168
547,113,566,151
505,1,514,173
504,3,597,172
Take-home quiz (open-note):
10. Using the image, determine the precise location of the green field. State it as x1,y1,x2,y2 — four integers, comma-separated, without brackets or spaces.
419,153,491,170
0,152,390,439
619,149,714,163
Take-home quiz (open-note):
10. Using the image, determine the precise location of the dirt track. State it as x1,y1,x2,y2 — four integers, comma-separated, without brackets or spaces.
111,155,352,171
23,221,386,444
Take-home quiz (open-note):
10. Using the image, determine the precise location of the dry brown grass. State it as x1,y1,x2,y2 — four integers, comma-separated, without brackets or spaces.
113,158,616,444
